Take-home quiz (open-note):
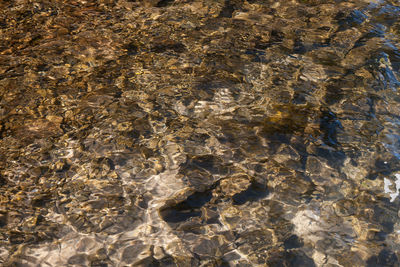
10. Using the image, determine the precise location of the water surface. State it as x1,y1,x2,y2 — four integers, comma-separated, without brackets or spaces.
0,0,400,266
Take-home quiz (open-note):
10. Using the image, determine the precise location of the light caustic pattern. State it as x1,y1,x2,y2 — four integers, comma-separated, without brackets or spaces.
0,0,400,266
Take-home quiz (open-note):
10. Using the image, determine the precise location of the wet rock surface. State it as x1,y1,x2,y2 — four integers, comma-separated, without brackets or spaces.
0,0,400,266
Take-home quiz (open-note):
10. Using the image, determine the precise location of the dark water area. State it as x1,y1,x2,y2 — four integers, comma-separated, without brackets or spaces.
0,0,400,266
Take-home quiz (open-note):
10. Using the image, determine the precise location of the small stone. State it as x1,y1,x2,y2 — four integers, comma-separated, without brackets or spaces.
153,246,166,260
46,115,63,124
334,199,356,217
117,122,132,132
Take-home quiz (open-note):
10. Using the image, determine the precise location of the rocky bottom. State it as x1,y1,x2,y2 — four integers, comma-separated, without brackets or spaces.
1,0,400,266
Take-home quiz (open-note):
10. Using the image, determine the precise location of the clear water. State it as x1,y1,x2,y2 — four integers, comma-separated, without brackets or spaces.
0,0,400,266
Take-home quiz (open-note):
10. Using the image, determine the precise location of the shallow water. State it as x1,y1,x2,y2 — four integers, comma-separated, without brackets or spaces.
0,0,400,266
